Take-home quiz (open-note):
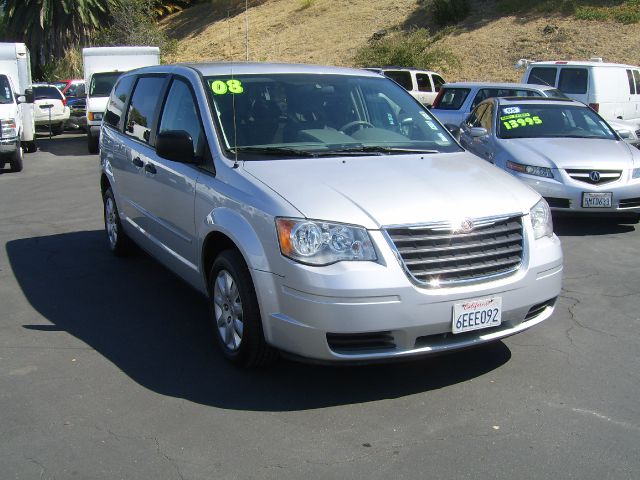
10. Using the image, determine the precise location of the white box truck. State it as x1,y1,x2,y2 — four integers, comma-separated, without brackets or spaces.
0,42,37,171
83,46,160,153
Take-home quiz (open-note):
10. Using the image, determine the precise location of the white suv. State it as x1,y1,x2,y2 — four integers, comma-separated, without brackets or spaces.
365,67,446,105
32,84,70,135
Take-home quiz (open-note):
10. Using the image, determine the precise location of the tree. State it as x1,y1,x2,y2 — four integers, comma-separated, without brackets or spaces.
0,0,116,72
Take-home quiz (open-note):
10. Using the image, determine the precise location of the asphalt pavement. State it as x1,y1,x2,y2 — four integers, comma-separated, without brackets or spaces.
1,133,639,479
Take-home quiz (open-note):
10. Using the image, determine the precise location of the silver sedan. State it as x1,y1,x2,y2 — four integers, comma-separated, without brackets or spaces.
459,97,640,216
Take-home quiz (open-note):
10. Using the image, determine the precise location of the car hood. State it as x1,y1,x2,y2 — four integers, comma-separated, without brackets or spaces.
242,152,540,229
86,96,108,113
500,137,637,170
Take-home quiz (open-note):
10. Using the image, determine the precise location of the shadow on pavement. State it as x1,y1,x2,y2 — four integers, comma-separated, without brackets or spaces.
553,214,638,236
34,132,92,157
7,230,511,411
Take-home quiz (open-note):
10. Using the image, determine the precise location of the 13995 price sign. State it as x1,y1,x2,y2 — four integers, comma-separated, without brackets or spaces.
452,297,502,334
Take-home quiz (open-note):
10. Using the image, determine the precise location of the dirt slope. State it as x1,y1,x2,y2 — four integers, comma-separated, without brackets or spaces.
163,0,640,82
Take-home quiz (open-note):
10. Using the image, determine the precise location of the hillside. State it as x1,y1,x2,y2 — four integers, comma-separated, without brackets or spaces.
162,0,640,82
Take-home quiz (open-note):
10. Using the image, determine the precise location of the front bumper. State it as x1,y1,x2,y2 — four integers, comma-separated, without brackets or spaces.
0,137,19,155
254,226,563,363
516,171,640,214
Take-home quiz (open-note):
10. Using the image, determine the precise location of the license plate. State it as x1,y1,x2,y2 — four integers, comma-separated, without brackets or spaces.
582,192,612,208
452,297,502,334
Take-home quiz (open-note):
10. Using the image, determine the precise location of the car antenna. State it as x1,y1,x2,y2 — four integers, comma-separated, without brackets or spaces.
245,0,249,62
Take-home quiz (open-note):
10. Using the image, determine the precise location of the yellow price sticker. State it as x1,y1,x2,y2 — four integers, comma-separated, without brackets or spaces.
209,79,244,95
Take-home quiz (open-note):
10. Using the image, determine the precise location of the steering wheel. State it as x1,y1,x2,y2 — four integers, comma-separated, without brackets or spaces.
340,120,375,135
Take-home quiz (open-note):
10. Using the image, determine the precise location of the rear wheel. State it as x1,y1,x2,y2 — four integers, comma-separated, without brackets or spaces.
103,187,132,256
209,249,277,368
9,140,23,172
88,132,99,154
23,140,37,153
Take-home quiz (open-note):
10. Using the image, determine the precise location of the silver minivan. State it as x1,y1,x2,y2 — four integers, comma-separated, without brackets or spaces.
99,63,563,367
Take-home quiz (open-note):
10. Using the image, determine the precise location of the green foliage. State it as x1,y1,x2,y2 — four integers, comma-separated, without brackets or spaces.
432,0,470,27
496,0,640,23
38,49,83,81
353,28,459,73
300,0,317,9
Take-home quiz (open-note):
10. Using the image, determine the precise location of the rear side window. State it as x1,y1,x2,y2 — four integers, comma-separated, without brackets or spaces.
432,75,445,92
634,70,640,95
558,68,588,94
384,71,413,91
124,76,166,144
435,87,470,110
104,75,136,129
626,70,636,94
415,73,432,92
471,89,541,109
543,88,569,98
158,78,205,157
528,67,557,87
34,86,63,100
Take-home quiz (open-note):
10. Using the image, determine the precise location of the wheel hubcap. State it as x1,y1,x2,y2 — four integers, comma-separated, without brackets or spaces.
213,270,243,351
105,197,118,248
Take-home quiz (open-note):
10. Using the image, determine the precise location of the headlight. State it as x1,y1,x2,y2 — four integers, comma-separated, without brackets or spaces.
506,160,553,178
530,198,553,239
88,112,103,121
0,118,18,138
276,218,377,265
632,168,640,179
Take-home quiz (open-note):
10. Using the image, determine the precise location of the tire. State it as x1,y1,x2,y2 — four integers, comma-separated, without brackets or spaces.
103,187,132,256
52,123,64,135
88,132,99,154
9,140,23,172
209,249,277,368
23,140,37,153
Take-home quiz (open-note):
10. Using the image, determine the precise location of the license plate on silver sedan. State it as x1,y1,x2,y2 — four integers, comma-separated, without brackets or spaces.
582,192,612,208
452,297,502,334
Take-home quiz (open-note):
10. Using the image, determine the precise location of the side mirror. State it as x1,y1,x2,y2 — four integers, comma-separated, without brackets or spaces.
16,94,26,104
470,127,488,138
24,88,34,103
444,123,461,137
616,129,631,139
156,130,197,163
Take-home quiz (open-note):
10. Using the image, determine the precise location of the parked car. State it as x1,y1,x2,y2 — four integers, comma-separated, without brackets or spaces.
430,82,567,128
519,58,640,125
364,67,446,105
32,84,70,135
53,79,85,98
459,97,640,217
100,63,562,367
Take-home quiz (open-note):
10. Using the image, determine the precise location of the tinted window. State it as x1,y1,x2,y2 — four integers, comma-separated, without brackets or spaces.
634,70,640,95
90,72,123,97
384,71,413,91
558,68,588,94
159,78,204,157
65,83,84,97
471,89,542,109
436,88,470,110
528,67,557,87
0,75,13,104
125,76,166,144
626,70,636,94
415,73,432,92
432,75,446,92
34,86,63,100
104,75,136,129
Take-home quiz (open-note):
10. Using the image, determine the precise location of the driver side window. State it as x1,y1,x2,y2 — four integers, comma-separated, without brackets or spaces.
466,104,487,128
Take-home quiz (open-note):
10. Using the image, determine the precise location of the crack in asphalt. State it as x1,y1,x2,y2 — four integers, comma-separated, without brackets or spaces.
560,291,617,341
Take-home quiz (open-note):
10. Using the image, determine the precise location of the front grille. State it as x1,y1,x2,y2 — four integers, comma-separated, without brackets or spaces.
385,215,523,287
619,197,640,208
544,196,570,208
524,298,557,320
326,332,395,353
565,169,621,185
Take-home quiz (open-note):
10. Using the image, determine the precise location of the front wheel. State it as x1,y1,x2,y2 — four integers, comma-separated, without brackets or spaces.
209,250,277,368
9,140,23,172
23,140,37,153
103,187,132,256
87,132,99,154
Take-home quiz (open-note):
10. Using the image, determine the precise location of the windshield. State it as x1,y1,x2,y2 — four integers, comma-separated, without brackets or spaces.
90,72,122,97
498,103,618,140
52,82,68,91
205,73,461,159
434,88,470,110
0,75,13,104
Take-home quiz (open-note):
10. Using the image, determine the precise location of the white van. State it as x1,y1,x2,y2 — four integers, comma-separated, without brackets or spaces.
83,46,160,153
0,42,37,171
520,59,640,127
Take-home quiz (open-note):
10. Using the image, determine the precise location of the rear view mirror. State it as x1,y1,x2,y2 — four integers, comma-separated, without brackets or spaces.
470,127,488,138
156,130,198,164
16,94,26,104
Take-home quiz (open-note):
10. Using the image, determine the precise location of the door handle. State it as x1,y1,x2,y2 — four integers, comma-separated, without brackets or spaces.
132,156,143,168
144,163,157,175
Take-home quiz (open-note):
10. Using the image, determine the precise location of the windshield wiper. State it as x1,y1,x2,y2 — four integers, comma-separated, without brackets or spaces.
330,146,440,155
231,146,319,157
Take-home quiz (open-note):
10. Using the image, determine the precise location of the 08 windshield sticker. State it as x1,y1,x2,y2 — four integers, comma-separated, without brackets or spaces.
500,111,543,130
209,79,244,95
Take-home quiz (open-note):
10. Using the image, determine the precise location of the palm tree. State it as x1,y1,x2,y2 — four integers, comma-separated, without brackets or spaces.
0,0,116,69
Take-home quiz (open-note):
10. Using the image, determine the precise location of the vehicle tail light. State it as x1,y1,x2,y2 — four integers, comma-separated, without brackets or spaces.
62,97,67,106
432,89,445,108
589,103,599,112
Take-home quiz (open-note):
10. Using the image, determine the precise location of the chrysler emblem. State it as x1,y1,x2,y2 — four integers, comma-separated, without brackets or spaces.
459,219,474,233
589,171,601,182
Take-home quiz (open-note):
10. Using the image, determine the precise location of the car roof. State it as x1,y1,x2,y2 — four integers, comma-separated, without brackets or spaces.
441,81,558,90
493,97,580,106
365,66,440,74
528,60,638,69
152,62,386,77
